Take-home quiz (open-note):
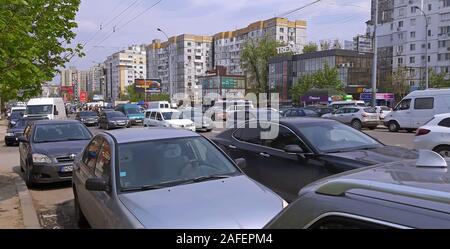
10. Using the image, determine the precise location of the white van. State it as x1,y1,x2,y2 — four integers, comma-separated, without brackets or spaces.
384,89,450,132
147,101,171,110
24,98,67,120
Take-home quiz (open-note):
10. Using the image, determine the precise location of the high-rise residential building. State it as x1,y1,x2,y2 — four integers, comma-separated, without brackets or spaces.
104,45,146,101
146,35,213,99
214,17,307,75
59,66,78,87
88,63,105,96
370,0,450,91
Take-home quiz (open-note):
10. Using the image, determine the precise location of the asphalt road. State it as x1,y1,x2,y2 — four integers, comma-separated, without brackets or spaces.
0,123,417,228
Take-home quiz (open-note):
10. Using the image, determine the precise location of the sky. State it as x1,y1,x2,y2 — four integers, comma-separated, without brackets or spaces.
56,0,371,82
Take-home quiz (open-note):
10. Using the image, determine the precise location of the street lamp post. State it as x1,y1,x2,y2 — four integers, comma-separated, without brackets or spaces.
371,0,378,107
157,28,172,99
414,6,429,89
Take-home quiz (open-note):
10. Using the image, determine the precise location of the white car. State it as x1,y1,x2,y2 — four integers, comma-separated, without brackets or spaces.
144,109,196,132
414,113,450,157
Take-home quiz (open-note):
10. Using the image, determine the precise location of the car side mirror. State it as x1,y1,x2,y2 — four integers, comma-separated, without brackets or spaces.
85,178,109,192
235,158,247,169
284,145,304,154
18,136,28,143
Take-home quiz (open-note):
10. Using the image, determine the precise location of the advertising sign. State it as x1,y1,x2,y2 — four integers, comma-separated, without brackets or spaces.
135,79,162,94
360,93,395,101
79,91,88,103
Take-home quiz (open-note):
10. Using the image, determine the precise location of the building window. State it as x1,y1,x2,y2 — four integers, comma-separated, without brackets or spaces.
410,56,415,63
398,21,403,28
410,43,416,51
428,43,431,49
428,4,432,11
410,18,416,26
445,0,450,7
279,36,284,41
398,57,403,64
411,6,416,13
410,31,415,38
428,30,432,36
280,27,284,33
399,8,405,16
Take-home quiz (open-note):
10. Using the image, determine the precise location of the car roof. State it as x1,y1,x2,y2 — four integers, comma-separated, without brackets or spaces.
33,120,81,125
307,160,450,212
279,117,335,126
104,128,199,144
146,108,178,112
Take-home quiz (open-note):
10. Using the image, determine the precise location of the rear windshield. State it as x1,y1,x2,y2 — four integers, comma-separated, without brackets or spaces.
107,112,126,118
364,108,377,113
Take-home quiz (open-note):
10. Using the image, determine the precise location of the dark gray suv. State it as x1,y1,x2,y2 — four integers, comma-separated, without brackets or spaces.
266,150,450,229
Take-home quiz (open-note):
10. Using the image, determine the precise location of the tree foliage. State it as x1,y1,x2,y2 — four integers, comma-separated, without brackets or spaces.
291,64,344,104
302,42,318,53
429,69,450,88
123,84,170,102
240,36,281,94
388,67,410,99
0,0,82,101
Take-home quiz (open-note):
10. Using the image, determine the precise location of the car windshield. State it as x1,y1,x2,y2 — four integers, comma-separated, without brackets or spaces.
26,105,52,115
10,111,23,119
162,112,181,120
118,137,239,191
297,122,382,153
79,111,97,116
33,123,92,143
125,108,140,114
107,112,126,118
13,119,29,128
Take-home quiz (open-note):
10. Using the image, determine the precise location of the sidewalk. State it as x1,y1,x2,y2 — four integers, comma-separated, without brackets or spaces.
0,119,40,229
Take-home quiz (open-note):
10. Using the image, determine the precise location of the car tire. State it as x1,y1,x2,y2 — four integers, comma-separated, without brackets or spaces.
388,121,400,132
25,161,35,188
73,189,89,228
434,145,450,158
351,119,362,130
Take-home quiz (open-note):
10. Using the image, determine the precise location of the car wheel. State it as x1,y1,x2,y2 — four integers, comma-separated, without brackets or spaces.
25,161,35,188
351,119,362,130
73,190,89,228
434,145,450,158
388,121,400,132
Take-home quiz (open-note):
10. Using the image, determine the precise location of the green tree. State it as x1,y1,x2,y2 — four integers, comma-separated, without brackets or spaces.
241,36,281,94
149,93,170,102
302,42,318,53
429,69,450,88
388,67,410,99
0,0,83,101
291,74,315,104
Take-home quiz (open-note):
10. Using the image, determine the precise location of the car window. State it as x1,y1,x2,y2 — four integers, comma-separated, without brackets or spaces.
335,109,344,114
156,113,163,121
304,109,316,115
145,112,151,118
438,118,450,128
24,124,32,139
394,99,411,111
310,216,393,229
234,127,263,145
150,112,157,119
95,141,112,181
284,110,292,117
364,108,377,113
414,98,434,110
265,125,308,152
82,137,103,172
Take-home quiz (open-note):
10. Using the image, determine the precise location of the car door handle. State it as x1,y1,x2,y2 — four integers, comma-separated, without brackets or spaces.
260,152,271,158
228,145,237,149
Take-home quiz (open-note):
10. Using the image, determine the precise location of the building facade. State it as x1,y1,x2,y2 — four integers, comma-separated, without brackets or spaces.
345,34,374,53
214,17,307,76
104,45,146,101
146,35,213,99
269,49,373,104
198,66,247,101
88,63,105,97
370,0,450,91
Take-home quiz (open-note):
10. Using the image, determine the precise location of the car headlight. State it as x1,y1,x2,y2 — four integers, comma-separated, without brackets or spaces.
6,132,14,137
32,153,52,164
10,121,16,125
80,118,85,122
282,199,289,209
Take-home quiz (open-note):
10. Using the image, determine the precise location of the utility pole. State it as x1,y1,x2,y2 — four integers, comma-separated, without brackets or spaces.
414,6,429,89
371,0,378,107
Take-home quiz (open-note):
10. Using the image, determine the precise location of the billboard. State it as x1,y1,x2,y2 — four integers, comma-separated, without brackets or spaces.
135,79,162,94
79,91,88,103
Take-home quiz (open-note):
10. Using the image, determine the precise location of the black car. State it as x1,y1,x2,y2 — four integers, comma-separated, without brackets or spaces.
5,117,47,146
212,118,418,202
18,120,93,187
303,106,334,117
8,111,25,128
98,111,130,130
282,108,320,118
75,111,99,126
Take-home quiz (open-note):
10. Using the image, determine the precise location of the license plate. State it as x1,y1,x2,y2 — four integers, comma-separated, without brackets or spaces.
60,165,73,172
88,121,96,123
135,120,142,123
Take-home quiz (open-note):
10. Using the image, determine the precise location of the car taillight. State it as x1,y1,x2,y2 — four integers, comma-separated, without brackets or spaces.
416,129,431,136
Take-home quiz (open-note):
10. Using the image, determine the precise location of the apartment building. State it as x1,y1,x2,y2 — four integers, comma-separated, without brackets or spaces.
214,17,307,75
59,66,78,87
104,45,146,101
370,0,450,90
146,34,213,99
88,63,105,96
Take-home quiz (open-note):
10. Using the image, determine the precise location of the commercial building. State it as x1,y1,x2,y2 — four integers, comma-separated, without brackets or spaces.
198,66,247,101
214,17,307,75
104,45,146,101
369,0,450,91
146,34,213,100
344,34,374,53
268,49,373,104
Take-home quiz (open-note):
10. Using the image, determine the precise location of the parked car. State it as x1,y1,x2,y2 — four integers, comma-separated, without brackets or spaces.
212,118,417,202
72,128,286,228
4,117,47,146
375,106,392,120
205,100,254,121
226,108,280,129
24,97,66,120
282,108,320,118
181,108,214,132
98,111,130,130
303,106,333,117
18,120,93,187
414,113,450,157
7,111,25,128
7,106,26,118
75,111,99,126
144,109,195,132
322,107,380,130
265,150,450,229
115,104,145,126
384,89,450,132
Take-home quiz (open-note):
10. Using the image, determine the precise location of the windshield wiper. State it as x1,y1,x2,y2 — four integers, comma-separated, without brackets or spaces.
120,179,194,192
192,174,232,183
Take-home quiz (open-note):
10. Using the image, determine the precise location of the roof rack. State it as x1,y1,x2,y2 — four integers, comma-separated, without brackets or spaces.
316,179,450,205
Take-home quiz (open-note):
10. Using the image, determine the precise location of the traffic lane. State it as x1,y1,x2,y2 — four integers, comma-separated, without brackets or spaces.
364,129,416,149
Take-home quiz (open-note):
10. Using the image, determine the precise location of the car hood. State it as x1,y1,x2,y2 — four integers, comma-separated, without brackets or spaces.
80,116,98,119
109,117,129,121
7,127,25,133
165,119,194,126
32,140,90,157
119,175,284,229
319,146,418,172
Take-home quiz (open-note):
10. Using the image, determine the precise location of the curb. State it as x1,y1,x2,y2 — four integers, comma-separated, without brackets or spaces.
14,177,41,229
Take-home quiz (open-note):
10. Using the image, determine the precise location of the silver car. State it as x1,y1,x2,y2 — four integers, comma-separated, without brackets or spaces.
72,128,286,229
322,106,380,130
181,108,214,132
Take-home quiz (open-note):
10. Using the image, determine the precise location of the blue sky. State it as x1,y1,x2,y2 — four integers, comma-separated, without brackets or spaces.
64,0,370,76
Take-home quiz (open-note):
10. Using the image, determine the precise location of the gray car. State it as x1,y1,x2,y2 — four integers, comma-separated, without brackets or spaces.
181,108,214,131
322,106,380,130
72,128,286,229
266,150,450,229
